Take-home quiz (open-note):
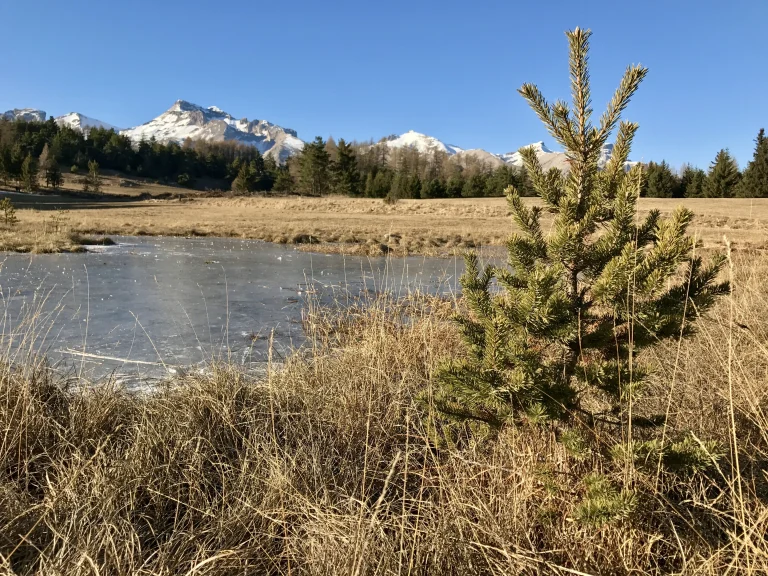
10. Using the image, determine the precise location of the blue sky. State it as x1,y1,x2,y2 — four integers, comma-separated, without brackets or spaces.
1,0,765,169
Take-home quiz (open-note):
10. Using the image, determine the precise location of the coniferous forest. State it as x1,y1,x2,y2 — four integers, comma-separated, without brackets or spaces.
1,115,767,199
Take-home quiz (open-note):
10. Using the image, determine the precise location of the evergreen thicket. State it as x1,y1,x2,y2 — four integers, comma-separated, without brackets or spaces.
642,160,682,198
680,164,706,198
0,119,273,192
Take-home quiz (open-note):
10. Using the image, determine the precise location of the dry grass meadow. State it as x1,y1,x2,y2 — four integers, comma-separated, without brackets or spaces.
1,185,768,574
3,179,768,256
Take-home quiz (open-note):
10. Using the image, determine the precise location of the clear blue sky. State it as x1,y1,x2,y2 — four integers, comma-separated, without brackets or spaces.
1,0,765,169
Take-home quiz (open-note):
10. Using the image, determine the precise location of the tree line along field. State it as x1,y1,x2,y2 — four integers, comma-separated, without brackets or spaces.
1,106,767,201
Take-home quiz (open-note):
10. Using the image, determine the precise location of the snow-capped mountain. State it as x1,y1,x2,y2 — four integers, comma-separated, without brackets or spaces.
55,112,120,133
500,141,573,171
382,132,630,172
382,130,464,156
120,100,304,163
501,142,628,171
2,108,47,122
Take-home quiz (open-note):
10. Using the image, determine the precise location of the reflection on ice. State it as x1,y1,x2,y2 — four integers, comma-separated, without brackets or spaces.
0,236,465,389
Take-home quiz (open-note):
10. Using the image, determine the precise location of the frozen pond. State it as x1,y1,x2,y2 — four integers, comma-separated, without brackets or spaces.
0,237,463,387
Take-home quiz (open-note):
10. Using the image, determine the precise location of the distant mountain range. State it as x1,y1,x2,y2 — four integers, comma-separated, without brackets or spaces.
2,103,629,168
380,131,623,171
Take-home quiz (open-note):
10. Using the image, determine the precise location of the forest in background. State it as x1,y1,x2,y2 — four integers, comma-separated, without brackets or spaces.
1,117,767,200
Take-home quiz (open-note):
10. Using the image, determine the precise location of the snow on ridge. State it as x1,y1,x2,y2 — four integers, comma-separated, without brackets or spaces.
55,112,120,132
383,130,464,156
2,108,47,122
381,130,629,173
119,100,303,163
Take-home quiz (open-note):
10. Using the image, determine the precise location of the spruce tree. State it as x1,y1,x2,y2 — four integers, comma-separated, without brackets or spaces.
704,149,740,198
333,138,361,196
298,136,331,196
232,162,256,193
735,128,768,197
21,154,38,192
436,28,728,430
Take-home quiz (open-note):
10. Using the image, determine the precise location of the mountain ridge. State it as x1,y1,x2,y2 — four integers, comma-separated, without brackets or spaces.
2,104,632,168
56,112,121,133
119,100,304,163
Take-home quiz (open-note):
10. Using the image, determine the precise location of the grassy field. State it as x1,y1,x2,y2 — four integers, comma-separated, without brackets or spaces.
0,251,767,574
2,178,768,255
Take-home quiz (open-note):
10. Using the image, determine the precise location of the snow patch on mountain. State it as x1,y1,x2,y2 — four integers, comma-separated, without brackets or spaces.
383,130,464,156
120,100,303,162
500,141,570,171
2,108,47,122
55,112,120,132
500,141,629,171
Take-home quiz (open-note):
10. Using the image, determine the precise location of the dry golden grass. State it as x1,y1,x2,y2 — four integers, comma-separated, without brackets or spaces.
3,192,768,256
0,219,83,254
0,251,768,574
56,171,207,197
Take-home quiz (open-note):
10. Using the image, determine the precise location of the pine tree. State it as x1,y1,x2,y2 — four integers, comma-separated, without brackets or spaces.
643,160,681,198
735,128,768,197
332,139,361,196
83,160,102,193
0,198,17,226
435,28,728,431
231,162,256,193
298,136,330,196
21,154,38,192
704,149,740,198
